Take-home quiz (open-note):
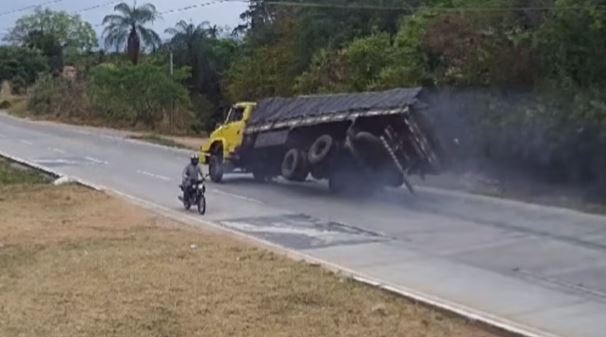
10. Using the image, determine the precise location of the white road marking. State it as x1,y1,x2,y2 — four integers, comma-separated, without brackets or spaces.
34,159,79,165
85,156,109,165
209,188,265,205
19,140,33,145
136,170,171,182
48,147,66,154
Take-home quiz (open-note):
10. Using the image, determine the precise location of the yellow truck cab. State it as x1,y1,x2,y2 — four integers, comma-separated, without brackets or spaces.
201,102,256,182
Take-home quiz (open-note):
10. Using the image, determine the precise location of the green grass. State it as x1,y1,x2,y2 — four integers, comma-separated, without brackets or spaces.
0,157,49,185
130,134,189,149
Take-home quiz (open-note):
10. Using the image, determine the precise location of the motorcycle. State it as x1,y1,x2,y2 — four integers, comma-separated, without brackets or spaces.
179,179,206,215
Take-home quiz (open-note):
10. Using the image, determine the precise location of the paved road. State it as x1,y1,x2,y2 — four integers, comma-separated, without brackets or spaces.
1,112,605,337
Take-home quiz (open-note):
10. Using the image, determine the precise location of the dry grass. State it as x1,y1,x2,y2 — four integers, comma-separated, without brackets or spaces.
0,183,503,337
0,87,27,116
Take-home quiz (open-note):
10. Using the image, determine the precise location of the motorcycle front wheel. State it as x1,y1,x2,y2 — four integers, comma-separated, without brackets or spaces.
197,193,206,215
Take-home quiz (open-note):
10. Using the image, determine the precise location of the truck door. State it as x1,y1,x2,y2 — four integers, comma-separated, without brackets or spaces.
221,106,246,156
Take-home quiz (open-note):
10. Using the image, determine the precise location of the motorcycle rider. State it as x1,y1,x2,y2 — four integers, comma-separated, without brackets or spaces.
180,153,205,202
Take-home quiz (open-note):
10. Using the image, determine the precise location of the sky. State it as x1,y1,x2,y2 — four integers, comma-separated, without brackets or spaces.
0,0,249,41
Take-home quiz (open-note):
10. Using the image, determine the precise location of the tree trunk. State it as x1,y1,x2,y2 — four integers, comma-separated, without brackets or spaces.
127,27,140,65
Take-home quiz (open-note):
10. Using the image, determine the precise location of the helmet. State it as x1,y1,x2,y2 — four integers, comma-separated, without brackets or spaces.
190,153,200,165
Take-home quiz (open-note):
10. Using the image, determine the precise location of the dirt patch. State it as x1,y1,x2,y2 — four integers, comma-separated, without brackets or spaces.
0,183,502,337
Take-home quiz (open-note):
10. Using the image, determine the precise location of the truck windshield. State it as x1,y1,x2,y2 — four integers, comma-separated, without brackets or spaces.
226,107,245,123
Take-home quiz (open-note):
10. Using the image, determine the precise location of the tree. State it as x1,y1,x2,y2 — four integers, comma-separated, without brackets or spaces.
5,8,97,51
165,20,213,46
5,8,97,74
165,20,241,131
165,20,210,96
226,18,299,101
102,2,161,65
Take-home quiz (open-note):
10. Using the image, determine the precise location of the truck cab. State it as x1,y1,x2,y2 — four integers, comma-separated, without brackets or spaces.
201,102,256,182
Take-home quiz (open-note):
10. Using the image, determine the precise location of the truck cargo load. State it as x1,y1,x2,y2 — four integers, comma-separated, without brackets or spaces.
201,88,443,194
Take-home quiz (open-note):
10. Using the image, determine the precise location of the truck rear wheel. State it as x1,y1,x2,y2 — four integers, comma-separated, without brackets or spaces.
281,148,309,182
308,134,334,165
209,154,224,183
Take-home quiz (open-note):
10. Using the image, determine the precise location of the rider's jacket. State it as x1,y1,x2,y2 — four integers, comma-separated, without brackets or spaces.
182,164,204,184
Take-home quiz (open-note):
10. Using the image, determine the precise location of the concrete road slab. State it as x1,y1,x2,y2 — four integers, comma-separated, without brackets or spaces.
517,302,606,337
302,241,425,268
360,257,584,317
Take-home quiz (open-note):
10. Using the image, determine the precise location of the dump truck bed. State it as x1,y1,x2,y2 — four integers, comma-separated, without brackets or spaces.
245,88,424,133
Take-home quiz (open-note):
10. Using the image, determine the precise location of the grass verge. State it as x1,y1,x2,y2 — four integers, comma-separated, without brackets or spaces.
0,156,50,185
0,178,502,337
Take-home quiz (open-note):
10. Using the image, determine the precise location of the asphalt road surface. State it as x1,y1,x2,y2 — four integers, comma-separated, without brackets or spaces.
1,112,606,337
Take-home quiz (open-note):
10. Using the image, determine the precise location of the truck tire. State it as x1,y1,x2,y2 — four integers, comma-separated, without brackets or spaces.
351,131,382,151
350,131,391,169
281,148,309,181
209,154,224,183
308,134,334,165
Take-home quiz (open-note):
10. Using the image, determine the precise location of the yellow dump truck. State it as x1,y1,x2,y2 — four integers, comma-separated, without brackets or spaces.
201,88,443,194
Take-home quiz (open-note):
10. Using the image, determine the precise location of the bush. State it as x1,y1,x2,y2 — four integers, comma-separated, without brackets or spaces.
88,64,192,129
28,75,89,117
0,47,49,94
190,93,218,134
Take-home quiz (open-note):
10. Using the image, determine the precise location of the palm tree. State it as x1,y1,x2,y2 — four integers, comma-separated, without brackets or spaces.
102,2,161,65
164,20,213,49
165,20,214,91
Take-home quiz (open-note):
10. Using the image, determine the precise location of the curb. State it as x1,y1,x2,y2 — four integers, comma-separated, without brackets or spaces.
0,150,106,192
0,152,562,337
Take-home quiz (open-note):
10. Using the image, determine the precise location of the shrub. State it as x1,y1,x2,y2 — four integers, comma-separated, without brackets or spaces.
88,64,192,129
0,46,49,94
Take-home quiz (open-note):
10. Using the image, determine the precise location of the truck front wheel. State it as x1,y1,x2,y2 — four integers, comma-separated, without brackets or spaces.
209,154,224,183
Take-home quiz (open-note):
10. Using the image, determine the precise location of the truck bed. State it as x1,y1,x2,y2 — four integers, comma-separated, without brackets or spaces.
245,88,424,133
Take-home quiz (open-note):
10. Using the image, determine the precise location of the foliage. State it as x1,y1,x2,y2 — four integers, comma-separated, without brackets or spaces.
5,8,97,52
28,74,91,118
103,2,161,65
165,20,241,131
0,47,49,93
88,64,191,129
226,18,299,101
534,0,606,89
4,8,96,74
